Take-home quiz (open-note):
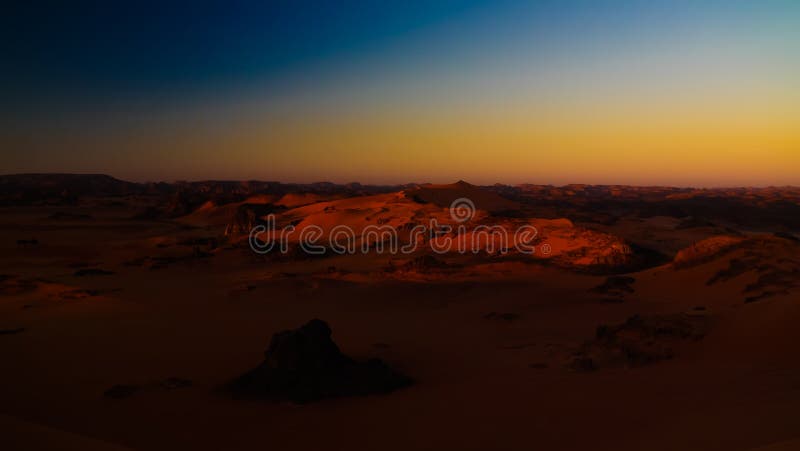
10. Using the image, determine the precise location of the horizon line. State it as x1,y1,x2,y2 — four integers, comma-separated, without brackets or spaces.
2,172,799,191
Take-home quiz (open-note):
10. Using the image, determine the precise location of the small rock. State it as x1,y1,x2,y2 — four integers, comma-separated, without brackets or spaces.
483,312,520,321
103,384,140,399
161,377,192,390
590,276,636,297
74,268,114,277
0,327,25,335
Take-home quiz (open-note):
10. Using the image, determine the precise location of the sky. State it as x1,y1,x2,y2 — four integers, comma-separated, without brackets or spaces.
2,0,799,186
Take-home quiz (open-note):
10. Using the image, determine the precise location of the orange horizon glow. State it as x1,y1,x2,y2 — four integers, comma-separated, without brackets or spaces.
2,1,798,187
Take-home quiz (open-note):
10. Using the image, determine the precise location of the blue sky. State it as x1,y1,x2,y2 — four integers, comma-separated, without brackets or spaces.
2,1,798,185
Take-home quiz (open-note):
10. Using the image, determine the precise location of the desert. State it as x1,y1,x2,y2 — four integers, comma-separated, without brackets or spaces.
3,2,799,449
1,174,799,450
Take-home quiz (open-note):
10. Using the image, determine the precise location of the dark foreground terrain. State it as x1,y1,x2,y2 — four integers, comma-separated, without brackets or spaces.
1,174,799,450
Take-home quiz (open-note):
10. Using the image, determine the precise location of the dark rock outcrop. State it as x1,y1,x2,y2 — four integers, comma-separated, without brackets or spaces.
0,327,26,335
589,276,636,301
483,312,520,322
103,384,140,399
224,203,286,237
229,319,412,403
569,313,710,371
73,268,114,277
396,255,449,272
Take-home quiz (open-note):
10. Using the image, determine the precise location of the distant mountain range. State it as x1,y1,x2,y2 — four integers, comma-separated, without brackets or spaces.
2,173,799,231
0,173,408,207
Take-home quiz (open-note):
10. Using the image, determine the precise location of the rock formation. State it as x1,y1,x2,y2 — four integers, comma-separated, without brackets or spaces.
229,319,412,403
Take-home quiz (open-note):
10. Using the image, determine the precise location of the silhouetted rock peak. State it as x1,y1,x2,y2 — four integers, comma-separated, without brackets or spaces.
230,319,412,403
263,318,350,371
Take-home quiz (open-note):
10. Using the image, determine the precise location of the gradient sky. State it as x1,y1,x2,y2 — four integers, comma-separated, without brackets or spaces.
2,0,798,186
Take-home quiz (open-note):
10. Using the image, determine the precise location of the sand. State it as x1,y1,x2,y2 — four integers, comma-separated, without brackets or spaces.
1,188,799,450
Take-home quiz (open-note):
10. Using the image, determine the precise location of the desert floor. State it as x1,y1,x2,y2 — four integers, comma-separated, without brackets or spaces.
2,204,800,451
